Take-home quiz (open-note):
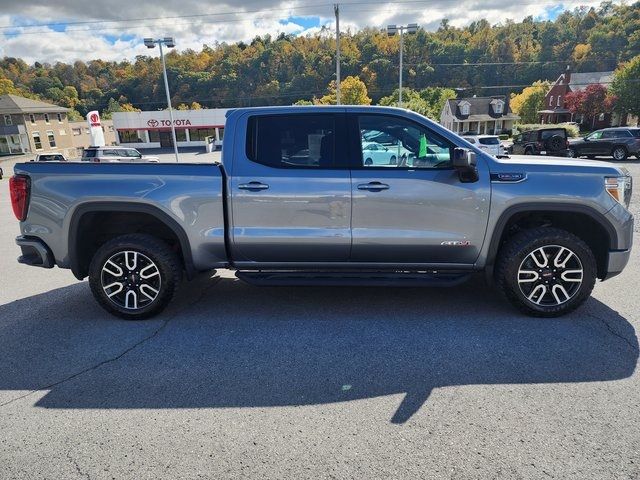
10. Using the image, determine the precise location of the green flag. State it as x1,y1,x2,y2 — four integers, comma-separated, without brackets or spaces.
418,134,427,158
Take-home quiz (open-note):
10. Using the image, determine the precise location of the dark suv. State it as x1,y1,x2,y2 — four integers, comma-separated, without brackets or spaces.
569,127,640,161
512,128,570,157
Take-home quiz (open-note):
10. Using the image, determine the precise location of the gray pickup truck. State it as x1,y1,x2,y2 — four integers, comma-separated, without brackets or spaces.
10,106,634,319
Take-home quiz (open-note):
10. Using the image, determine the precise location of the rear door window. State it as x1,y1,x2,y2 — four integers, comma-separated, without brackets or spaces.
246,114,343,168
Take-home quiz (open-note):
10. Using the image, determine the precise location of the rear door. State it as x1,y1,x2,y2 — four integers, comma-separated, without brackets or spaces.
348,113,490,265
230,112,352,264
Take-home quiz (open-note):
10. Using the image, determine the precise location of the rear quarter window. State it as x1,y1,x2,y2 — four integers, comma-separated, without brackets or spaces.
540,129,566,139
246,114,337,168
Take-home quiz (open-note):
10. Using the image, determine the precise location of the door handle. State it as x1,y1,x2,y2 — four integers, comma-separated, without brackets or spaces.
238,181,269,191
357,181,390,191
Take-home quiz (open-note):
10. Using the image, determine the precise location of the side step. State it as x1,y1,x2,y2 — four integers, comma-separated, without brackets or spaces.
235,270,472,287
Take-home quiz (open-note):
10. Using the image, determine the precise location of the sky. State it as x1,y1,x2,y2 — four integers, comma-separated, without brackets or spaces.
0,0,614,64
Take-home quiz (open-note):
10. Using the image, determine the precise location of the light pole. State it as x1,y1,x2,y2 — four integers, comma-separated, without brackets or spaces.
144,37,179,163
387,23,418,108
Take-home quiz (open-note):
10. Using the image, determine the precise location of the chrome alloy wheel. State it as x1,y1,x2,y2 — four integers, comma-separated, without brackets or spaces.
101,251,161,310
517,245,583,307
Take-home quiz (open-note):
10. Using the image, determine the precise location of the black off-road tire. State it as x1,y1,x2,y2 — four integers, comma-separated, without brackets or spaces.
545,134,564,152
495,227,597,317
88,234,182,320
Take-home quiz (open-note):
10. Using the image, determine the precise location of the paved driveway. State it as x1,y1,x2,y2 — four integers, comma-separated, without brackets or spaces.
0,157,638,479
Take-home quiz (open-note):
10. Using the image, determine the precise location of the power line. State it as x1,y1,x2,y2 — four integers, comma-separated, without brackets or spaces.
0,0,625,33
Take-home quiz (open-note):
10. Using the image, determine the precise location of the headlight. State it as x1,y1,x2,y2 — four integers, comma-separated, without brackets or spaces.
605,175,632,208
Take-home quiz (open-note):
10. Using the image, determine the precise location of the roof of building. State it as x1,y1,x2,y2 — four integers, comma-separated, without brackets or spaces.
0,94,68,114
569,71,614,92
445,96,520,121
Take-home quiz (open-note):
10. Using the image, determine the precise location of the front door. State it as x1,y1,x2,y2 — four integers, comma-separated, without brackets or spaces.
230,112,352,265
159,130,173,148
349,113,491,265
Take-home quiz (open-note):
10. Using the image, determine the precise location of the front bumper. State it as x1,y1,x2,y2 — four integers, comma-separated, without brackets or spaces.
604,249,631,280
16,236,55,269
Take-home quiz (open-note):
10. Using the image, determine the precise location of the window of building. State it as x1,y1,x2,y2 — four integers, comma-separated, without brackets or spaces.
246,114,336,168
459,102,470,116
4,115,12,126
44,114,50,124
557,96,561,107
188,128,216,141
148,130,160,142
29,114,36,124
357,114,453,169
493,101,504,114
119,129,143,143
32,132,42,150
218,127,224,141
175,129,187,142
47,130,56,147
549,95,554,107
72,128,82,136
57,113,63,123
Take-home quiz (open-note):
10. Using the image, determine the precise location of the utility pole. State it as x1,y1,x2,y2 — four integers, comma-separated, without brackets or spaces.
158,42,179,163
335,3,341,105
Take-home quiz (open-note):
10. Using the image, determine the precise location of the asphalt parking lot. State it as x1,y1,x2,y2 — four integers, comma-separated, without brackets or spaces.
0,153,639,479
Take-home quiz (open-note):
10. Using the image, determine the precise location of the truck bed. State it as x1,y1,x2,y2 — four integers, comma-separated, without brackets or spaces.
13,162,228,273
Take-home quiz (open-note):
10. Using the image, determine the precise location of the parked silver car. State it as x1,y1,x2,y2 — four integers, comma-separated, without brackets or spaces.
81,147,159,163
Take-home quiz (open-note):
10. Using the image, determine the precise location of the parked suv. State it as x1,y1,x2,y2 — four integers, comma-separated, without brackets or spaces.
511,128,570,157
462,135,504,157
81,147,159,163
569,128,640,161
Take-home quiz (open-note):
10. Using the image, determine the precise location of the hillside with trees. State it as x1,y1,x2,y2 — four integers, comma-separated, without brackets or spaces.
0,1,638,120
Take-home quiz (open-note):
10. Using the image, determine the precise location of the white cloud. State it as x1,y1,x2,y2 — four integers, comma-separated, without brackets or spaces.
0,0,623,63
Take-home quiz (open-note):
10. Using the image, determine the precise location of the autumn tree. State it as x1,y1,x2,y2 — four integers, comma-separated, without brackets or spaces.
317,76,372,105
510,81,550,124
565,83,612,127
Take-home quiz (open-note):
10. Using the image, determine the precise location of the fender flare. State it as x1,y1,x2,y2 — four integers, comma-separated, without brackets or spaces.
68,201,195,280
484,202,618,275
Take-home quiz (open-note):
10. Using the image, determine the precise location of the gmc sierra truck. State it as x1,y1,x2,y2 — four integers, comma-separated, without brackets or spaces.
10,106,634,319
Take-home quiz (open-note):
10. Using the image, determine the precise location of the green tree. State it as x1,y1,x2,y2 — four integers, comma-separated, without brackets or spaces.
510,81,550,124
611,55,640,118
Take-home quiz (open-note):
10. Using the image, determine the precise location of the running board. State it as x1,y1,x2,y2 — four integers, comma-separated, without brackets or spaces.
235,270,472,287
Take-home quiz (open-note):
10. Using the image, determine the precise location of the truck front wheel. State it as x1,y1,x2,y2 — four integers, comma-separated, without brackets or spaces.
495,227,596,317
88,234,181,320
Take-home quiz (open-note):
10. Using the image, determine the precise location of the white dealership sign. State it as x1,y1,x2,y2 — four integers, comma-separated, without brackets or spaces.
86,110,105,147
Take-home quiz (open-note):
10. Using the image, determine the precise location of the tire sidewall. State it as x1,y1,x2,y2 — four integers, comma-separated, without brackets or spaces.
89,236,179,320
501,232,596,316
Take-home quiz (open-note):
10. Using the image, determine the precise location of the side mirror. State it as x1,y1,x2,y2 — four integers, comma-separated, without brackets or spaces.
452,148,478,183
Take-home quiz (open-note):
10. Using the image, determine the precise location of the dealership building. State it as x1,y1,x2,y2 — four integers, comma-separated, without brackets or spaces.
112,109,230,150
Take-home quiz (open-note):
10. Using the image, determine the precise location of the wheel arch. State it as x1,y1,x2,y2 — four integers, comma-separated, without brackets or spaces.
68,202,195,280
485,203,617,281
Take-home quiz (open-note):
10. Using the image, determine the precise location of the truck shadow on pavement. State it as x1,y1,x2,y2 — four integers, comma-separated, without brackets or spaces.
0,273,637,423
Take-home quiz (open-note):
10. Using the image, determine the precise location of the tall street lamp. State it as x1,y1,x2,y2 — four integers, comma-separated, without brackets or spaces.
144,37,179,163
387,23,418,108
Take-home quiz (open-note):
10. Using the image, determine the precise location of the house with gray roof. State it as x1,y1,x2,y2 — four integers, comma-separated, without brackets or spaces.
0,94,75,156
538,66,619,128
440,95,520,135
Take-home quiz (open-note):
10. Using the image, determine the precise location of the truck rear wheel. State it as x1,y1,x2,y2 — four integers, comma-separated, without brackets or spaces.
495,227,596,317
88,234,181,320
